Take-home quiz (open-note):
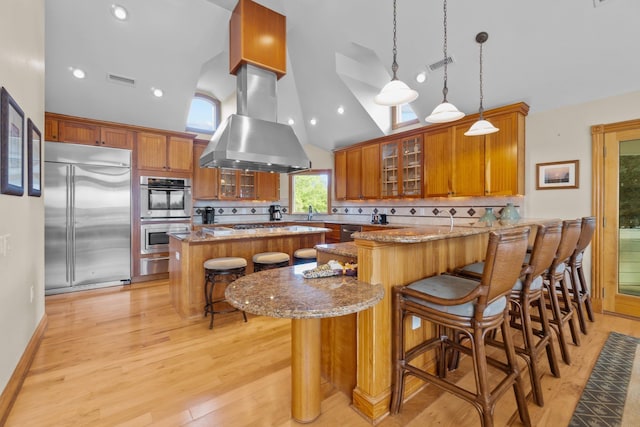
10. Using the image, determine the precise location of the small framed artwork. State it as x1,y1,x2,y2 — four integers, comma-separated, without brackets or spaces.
536,160,579,190
27,118,42,197
1,87,25,196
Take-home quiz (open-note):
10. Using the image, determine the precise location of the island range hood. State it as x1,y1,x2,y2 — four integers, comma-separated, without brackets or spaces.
199,0,310,174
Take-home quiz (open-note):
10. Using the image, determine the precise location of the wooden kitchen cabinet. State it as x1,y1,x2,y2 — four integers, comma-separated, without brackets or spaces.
334,144,380,200
137,132,193,173
323,223,341,243
45,116,59,141
381,135,422,198
192,141,219,200
45,116,133,150
218,168,256,199
452,126,485,197
423,128,452,197
255,172,280,201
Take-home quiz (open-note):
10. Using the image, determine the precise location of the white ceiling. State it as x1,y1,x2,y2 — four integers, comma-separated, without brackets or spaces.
45,0,640,152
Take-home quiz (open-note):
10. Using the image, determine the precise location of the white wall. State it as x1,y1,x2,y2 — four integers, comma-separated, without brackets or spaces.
525,90,640,218
0,0,45,393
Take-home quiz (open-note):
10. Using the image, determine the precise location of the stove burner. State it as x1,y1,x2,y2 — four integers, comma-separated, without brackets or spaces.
232,224,265,230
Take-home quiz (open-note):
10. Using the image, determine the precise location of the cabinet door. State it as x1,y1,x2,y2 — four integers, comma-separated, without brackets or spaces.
100,126,133,149
58,120,100,145
219,169,238,199
424,128,452,197
238,171,255,199
137,132,168,171
256,172,280,201
334,151,347,200
452,127,485,197
45,117,59,141
381,142,399,198
361,144,380,199
345,148,362,199
401,135,422,197
167,136,193,172
192,142,219,200
484,113,520,195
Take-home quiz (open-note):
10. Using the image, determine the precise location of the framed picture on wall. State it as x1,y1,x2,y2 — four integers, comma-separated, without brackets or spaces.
536,160,579,190
27,118,42,197
1,87,25,196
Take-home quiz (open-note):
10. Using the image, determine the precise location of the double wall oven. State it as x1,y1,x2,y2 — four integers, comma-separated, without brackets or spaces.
139,176,191,275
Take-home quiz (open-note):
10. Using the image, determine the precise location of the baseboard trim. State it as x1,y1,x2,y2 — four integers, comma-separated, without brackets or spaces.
0,313,48,426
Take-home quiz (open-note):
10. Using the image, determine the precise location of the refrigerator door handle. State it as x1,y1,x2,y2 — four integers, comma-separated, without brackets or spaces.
70,165,76,283
66,165,72,283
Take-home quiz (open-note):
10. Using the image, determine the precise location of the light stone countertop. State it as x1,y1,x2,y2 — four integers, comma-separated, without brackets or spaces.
314,242,357,259
169,225,330,243
225,263,384,319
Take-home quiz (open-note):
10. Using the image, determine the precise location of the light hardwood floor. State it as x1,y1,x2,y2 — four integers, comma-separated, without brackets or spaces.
5,280,640,427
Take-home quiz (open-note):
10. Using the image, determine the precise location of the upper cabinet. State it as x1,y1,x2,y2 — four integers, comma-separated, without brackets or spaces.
137,133,193,173
335,102,529,200
381,135,422,198
45,115,133,150
255,172,280,201
192,141,219,200
334,144,380,200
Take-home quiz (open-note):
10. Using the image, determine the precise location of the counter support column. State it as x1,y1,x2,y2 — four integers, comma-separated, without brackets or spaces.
292,318,321,423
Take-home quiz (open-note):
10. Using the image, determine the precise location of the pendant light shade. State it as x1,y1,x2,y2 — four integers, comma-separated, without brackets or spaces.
426,0,464,123
374,0,418,106
465,32,499,136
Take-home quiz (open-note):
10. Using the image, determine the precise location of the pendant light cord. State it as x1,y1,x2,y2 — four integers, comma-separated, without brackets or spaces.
478,40,484,118
442,0,449,101
391,0,399,80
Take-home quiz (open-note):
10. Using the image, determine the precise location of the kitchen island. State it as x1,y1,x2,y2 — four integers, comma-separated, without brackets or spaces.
326,219,558,423
168,225,329,319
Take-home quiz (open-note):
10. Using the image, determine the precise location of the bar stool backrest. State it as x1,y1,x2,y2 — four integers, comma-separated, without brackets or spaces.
529,222,563,279
572,216,596,260
550,219,582,271
481,227,531,305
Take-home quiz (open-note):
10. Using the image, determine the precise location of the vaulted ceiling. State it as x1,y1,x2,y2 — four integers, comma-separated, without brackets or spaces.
45,0,640,152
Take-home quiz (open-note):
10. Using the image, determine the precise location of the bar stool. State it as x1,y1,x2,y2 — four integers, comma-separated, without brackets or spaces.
566,216,596,334
203,257,248,329
293,248,317,265
252,252,290,271
455,222,562,406
390,228,532,427
543,219,582,365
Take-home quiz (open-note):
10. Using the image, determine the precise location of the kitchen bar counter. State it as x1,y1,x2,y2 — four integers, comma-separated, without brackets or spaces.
314,241,357,260
168,225,328,319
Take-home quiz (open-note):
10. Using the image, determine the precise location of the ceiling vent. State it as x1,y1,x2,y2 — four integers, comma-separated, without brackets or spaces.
106,73,136,87
428,56,454,72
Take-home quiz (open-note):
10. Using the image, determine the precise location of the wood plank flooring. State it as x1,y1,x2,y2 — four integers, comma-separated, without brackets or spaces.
5,280,640,427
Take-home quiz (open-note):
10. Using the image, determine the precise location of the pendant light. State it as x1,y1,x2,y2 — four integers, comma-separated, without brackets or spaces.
426,0,464,123
465,32,499,136
374,0,418,106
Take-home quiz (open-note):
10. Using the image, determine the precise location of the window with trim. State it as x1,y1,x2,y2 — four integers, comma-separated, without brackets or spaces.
391,103,419,130
289,169,331,215
186,93,221,134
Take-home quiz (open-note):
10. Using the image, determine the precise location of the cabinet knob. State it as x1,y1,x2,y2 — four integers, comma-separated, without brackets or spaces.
95,141,99,145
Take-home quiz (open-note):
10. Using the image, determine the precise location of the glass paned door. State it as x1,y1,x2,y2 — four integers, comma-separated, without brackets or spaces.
381,142,399,197
402,137,422,196
219,169,237,198
618,139,640,297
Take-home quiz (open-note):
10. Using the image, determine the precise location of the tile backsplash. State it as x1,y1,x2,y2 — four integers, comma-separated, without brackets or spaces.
193,196,524,225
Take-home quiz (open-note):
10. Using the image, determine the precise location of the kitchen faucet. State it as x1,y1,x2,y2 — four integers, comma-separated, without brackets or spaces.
439,209,454,232
307,205,314,221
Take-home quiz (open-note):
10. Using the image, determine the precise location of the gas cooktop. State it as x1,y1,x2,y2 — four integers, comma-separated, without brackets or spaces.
232,223,282,230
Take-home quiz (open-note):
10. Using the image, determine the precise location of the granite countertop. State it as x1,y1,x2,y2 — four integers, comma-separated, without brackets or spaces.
315,242,358,258
169,225,330,243
351,218,560,244
225,263,384,319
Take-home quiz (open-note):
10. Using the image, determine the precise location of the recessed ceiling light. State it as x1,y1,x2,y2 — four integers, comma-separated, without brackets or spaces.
71,68,86,79
309,118,317,126
152,87,163,98
287,118,295,125
416,71,427,83
337,106,345,115
111,4,128,21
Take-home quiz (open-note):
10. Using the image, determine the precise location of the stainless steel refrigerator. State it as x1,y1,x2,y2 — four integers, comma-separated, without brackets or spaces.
44,142,131,294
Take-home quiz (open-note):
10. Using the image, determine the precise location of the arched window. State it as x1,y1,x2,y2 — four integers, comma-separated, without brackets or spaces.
186,93,221,134
391,103,419,130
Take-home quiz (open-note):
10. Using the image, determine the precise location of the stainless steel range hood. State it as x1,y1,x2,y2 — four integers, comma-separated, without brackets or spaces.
200,64,310,173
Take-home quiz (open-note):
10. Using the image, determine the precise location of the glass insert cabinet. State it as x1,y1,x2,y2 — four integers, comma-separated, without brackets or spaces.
381,135,423,198
219,169,255,199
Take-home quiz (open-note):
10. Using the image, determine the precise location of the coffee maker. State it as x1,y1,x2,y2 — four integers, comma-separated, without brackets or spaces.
201,207,215,224
269,204,282,221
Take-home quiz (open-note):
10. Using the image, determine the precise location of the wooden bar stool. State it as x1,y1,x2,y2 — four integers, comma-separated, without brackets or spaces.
390,228,532,427
293,248,317,265
252,252,290,271
543,219,582,365
203,257,248,329
455,222,562,406
566,216,596,334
